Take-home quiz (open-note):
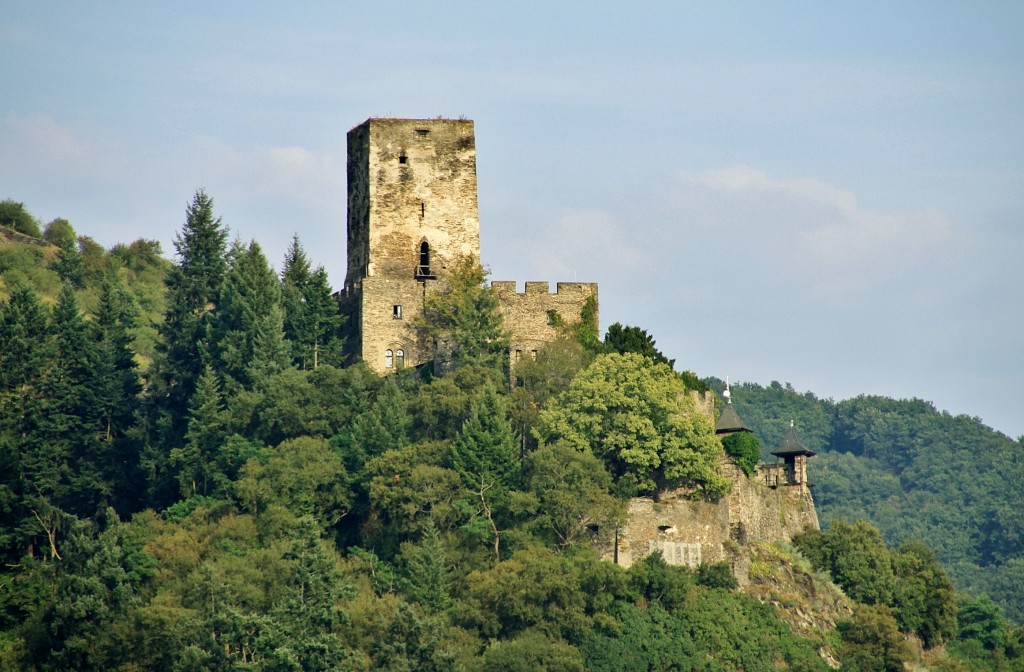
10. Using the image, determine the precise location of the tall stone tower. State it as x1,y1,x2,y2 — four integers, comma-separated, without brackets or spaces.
340,118,481,373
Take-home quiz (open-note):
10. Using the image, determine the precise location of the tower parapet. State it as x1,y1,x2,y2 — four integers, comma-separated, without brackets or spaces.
492,281,598,362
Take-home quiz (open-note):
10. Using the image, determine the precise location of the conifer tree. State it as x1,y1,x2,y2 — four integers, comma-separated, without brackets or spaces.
0,285,56,560
281,235,343,369
451,384,519,560
213,239,289,391
145,190,228,504
170,366,228,498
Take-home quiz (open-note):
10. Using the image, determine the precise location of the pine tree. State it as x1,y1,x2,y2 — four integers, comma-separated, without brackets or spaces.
145,190,229,505
281,235,343,370
170,366,228,498
91,276,144,512
213,239,289,391
0,285,55,560
451,384,519,560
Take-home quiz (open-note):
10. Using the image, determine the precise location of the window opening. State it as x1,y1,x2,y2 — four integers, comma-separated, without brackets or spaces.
546,310,558,326
398,154,408,164
415,128,430,136
393,304,403,320
416,241,434,279
396,349,405,368
420,202,425,218
385,349,394,369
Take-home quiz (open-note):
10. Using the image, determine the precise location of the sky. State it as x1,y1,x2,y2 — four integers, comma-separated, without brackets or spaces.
2,2,1022,439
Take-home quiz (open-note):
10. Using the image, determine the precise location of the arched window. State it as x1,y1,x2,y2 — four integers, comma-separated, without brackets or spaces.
416,241,434,279
385,349,394,369
395,349,405,368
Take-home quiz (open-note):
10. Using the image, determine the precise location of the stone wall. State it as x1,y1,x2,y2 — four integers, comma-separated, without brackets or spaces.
345,118,480,288
605,458,819,569
343,118,482,373
492,281,599,359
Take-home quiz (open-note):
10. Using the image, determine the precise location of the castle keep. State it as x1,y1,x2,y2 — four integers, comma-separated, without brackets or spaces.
339,118,597,373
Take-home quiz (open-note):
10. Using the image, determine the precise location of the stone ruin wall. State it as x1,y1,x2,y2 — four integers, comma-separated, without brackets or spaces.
492,281,599,361
606,457,820,570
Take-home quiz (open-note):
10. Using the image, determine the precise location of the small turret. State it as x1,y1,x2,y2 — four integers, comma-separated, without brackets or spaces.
715,378,753,436
766,421,816,491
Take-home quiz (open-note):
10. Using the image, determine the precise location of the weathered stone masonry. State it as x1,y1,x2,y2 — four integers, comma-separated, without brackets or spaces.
340,117,598,374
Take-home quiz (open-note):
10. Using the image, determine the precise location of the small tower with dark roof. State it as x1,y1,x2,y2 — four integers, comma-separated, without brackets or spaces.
769,421,816,492
715,379,753,437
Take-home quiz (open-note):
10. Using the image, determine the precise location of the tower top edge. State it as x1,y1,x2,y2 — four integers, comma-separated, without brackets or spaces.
349,117,475,133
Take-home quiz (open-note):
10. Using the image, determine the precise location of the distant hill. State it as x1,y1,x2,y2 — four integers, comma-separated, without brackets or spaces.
706,378,1024,622
0,224,169,366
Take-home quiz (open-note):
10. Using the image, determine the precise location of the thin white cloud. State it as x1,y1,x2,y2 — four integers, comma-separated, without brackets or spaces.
675,165,957,303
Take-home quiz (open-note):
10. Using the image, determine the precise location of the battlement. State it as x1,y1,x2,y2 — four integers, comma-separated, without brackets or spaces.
491,280,598,296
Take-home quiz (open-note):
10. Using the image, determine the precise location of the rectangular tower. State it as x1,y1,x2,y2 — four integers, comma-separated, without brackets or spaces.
341,118,480,373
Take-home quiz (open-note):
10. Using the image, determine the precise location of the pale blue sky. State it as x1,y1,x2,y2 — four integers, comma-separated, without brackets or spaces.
3,2,1022,438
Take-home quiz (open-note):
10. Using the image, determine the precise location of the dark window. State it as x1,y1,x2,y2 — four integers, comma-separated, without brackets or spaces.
415,128,430,136
416,241,434,279
398,154,408,164
393,305,402,319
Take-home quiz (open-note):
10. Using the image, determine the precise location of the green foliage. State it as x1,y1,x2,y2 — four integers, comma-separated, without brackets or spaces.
281,235,344,370
603,322,674,368
538,352,728,498
5,194,1019,672
0,199,42,238
721,431,761,476
420,255,509,373
41,219,75,249
525,441,625,549
481,630,585,672
836,603,912,672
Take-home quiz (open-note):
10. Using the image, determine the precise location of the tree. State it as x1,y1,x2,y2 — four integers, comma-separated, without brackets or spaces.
146,190,229,505
836,603,912,672
0,199,42,237
21,511,150,671
419,255,509,373
50,237,85,288
721,431,761,476
213,240,289,391
151,189,229,425
281,235,344,370
536,353,728,499
525,442,625,549
450,384,519,560
794,521,896,606
42,218,76,249
170,366,229,498
603,322,674,368
235,436,351,531
892,540,958,648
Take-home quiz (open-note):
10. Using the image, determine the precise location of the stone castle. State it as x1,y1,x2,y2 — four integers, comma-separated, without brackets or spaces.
338,118,597,374
338,117,818,569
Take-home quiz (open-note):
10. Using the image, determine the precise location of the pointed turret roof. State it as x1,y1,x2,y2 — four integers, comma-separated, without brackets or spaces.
771,422,817,457
716,402,752,435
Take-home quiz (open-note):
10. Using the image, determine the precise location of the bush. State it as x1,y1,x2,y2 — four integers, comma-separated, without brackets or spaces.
722,431,761,476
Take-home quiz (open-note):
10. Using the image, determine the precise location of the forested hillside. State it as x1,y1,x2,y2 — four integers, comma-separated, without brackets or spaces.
2,193,1023,671
712,379,1024,623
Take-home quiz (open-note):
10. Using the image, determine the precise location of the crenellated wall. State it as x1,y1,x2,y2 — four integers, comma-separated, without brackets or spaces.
492,281,598,361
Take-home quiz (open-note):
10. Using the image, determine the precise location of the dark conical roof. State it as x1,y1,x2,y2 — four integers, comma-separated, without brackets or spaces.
716,402,752,434
771,423,817,457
